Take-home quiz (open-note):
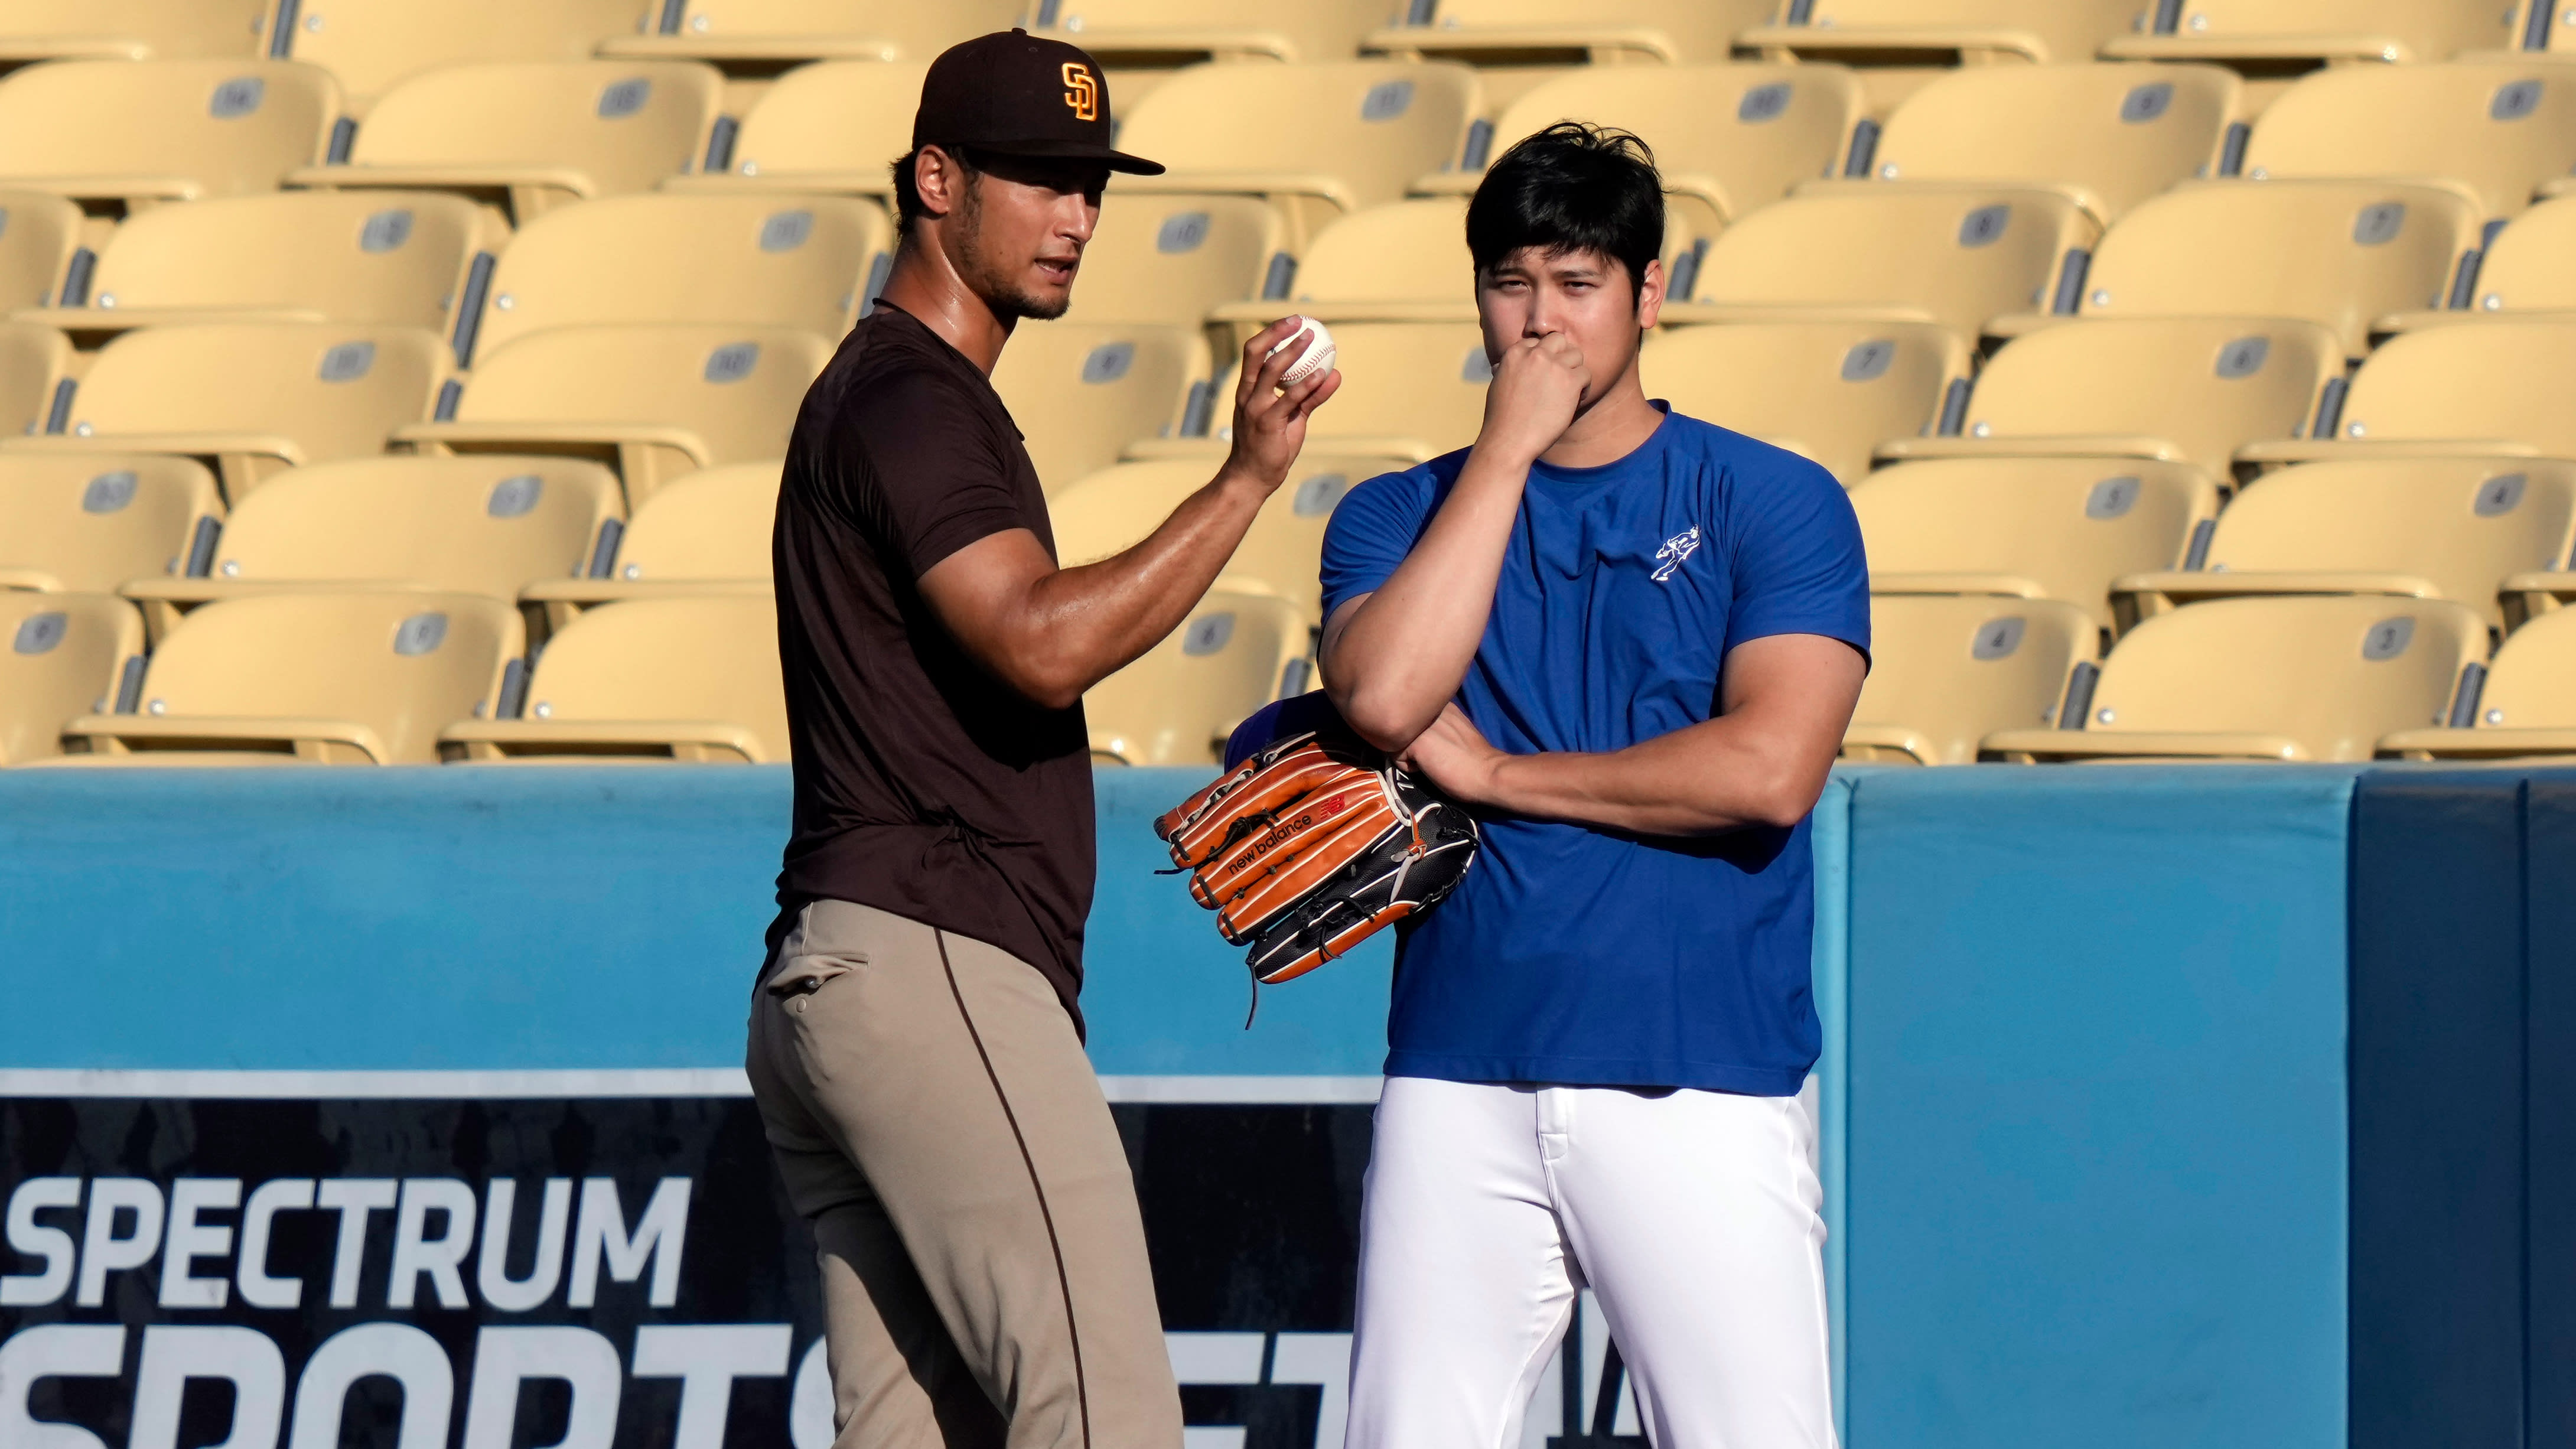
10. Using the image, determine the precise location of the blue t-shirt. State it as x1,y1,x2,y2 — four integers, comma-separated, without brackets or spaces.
1318,407,1870,1095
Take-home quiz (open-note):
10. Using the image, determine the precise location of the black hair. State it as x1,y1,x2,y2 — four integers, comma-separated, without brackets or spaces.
1465,122,1663,299
890,143,984,237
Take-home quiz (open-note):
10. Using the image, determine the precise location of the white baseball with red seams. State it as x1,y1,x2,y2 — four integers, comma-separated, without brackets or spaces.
1268,315,1337,387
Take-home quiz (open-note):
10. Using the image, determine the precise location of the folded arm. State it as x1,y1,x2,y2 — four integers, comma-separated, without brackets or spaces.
1394,631,1866,835
1318,331,1590,748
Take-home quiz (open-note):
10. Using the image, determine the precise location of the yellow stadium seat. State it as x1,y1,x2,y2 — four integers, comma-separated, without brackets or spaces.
2235,61,2576,220
1984,595,2486,763
1843,595,2099,764
0,191,83,308
1415,64,1864,239
1741,0,2142,66
2382,193,2576,331
1662,186,2096,341
467,193,883,361
2504,569,2576,628
439,594,786,763
12,191,501,356
0,454,222,593
597,0,1018,74
0,60,340,214
2102,0,2520,70
0,592,144,764
1880,317,2341,477
1112,61,1482,249
2112,458,2576,629
0,320,71,437
279,0,641,115
519,457,774,634
1363,0,1770,67
58,590,522,764
2037,180,2479,357
396,324,827,505
1027,0,1386,66
659,60,923,200
2496,1,2574,58
1050,455,1400,619
1211,198,1471,335
1064,193,1290,330
2237,320,2576,471
1834,63,2242,224
288,61,722,224
1644,321,1971,484
1850,457,2220,631
4,323,444,500
1087,588,1311,764
0,0,272,69
2381,606,2576,758
990,322,1210,493
118,456,622,642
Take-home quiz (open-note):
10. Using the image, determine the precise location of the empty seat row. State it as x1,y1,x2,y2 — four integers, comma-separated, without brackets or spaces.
17,302,2576,531
14,0,2546,95
0,579,1310,770
0,589,787,765
0,0,1005,109
5,55,2555,322
19,509,2574,774
13,48,2567,250
1869,314,2576,481
15,307,2576,539
10,189,886,363
0,320,827,502
27,445,2560,698
0,310,1225,504
17,165,2567,410
1848,592,2576,767
0,451,774,629
1853,457,2576,633
0,56,727,222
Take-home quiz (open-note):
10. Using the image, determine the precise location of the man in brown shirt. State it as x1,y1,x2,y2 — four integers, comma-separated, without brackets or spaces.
745,30,1338,1449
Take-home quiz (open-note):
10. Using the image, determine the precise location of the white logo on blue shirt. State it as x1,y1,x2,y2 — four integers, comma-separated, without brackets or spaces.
1652,526,1702,582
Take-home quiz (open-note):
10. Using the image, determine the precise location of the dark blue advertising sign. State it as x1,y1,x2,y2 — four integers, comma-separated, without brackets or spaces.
0,1082,1642,1449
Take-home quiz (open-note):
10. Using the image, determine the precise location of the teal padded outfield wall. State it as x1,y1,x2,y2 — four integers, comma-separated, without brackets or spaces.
1844,767,2357,1449
0,767,1392,1076
4,763,2562,1447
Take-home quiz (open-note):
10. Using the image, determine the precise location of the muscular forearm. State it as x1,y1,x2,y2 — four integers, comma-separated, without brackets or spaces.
1459,715,1831,836
920,314,1340,709
973,468,1274,708
1403,636,1867,836
1321,445,1532,748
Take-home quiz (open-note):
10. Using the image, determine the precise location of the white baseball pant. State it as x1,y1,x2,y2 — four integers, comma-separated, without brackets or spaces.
1344,1075,1835,1449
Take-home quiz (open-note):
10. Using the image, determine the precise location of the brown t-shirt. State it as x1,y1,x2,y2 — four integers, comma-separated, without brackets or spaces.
770,303,1096,1032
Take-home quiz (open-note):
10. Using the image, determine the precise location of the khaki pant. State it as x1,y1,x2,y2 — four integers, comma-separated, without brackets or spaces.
747,899,1183,1449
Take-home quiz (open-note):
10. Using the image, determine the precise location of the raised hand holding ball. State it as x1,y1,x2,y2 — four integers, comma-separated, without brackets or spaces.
1266,315,1337,389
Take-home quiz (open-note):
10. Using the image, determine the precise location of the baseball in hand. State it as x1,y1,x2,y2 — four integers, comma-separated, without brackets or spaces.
1268,315,1336,388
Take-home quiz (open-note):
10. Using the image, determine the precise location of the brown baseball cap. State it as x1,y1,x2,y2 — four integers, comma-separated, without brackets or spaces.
911,29,1165,175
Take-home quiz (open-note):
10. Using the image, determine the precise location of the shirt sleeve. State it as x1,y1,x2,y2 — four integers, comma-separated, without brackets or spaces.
836,369,1031,579
1319,467,1435,621
1722,451,1872,662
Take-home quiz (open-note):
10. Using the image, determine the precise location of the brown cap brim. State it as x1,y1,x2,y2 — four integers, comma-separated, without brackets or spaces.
970,136,1166,175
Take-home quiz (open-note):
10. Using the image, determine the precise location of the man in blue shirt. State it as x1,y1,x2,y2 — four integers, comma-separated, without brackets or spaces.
1319,123,1870,1448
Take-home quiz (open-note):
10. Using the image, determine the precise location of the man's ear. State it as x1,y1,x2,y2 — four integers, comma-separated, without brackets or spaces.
1634,256,1666,330
913,144,964,221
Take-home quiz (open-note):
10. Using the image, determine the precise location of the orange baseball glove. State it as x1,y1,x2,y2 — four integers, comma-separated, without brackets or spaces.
1155,727,1478,987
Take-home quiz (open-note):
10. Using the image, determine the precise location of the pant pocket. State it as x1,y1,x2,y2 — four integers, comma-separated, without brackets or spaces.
764,906,870,1004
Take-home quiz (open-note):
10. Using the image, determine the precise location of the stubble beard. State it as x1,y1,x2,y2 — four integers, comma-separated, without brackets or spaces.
953,181,1073,323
